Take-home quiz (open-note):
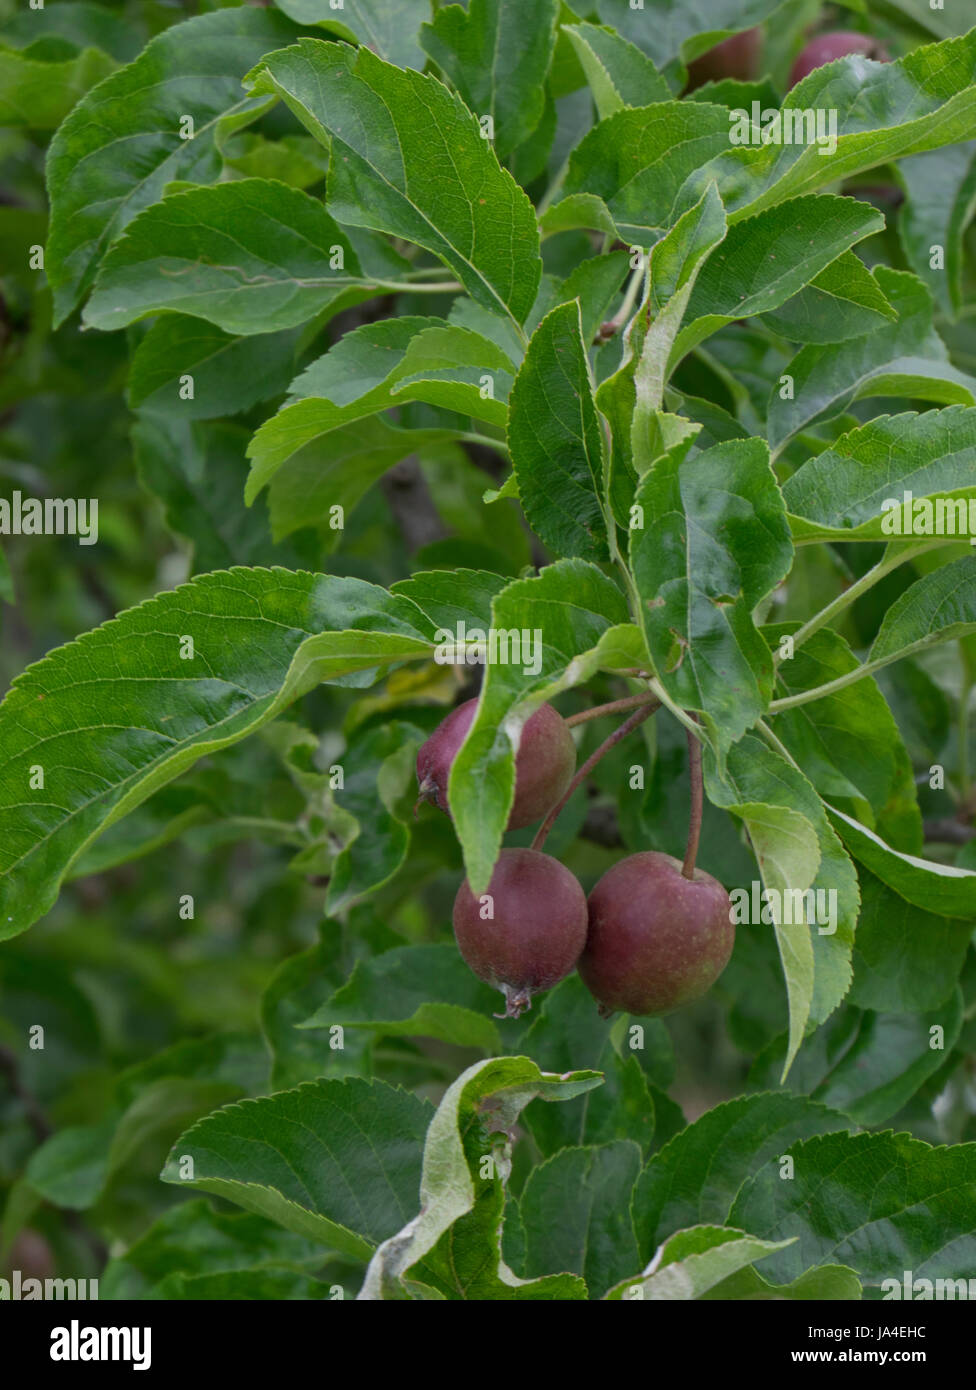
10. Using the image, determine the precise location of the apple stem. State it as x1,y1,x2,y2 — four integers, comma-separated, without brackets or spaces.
564,692,657,727
682,723,703,880
531,699,660,851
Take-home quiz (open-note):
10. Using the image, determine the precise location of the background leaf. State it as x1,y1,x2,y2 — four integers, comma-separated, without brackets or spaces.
45,7,301,322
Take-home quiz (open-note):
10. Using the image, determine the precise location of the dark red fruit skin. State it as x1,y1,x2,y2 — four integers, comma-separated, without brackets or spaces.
789,31,889,87
686,28,761,90
580,852,734,1017
453,848,588,1016
416,699,576,830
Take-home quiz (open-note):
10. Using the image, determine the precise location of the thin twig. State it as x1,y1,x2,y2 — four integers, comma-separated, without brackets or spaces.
682,720,703,879
532,699,660,850
924,819,976,846
565,692,659,727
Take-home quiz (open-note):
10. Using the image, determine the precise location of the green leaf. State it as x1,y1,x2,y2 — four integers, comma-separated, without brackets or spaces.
391,566,511,632
25,1117,120,1210
415,448,531,574
538,191,619,241
131,416,305,574
751,991,964,1127
770,626,922,850
594,0,784,70
128,317,301,420
783,406,976,542
729,1129,976,1292
0,41,115,130
359,1056,601,1298
247,40,541,326
277,0,431,71
631,1091,849,1262
599,182,727,473
323,720,423,912
84,180,368,335
448,560,637,892
768,269,976,453
629,436,793,755
448,295,525,366
828,800,976,920
561,100,732,243
520,975,675,1157
898,143,976,319
134,1267,331,1300
849,868,974,1013
302,944,504,1053
100,1199,328,1300
608,1225,795,1301
420,0,559,157
727,802,822,1077
519,1142,642,1296
45,6,301,323
869,554,976,671
175,1265,329,1297
30,1078,250,1211
562,22,671,120
760,250,898,345
685,29,976,221
707,734,860,1065
879,0,972,39
508,300,608,561
0,569,434,938
161,1077,434,1259
0,952,102,1102
0,2,144,63
222,131,329,190
673,196,886,363
264,418,464,545
540,248,631,347
260,935,372,1091
702,1262,862,1300
24,1032,264,1209
247,317,511,495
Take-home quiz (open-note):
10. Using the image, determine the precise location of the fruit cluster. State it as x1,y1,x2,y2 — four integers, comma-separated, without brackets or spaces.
685,25,890,92
416,700,734,1020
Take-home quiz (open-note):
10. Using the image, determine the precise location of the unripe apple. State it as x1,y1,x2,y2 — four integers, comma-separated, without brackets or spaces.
789,31,889,87
453,848,588,1017
686,28,761,90
416,699,575,829
579,851,734,1016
